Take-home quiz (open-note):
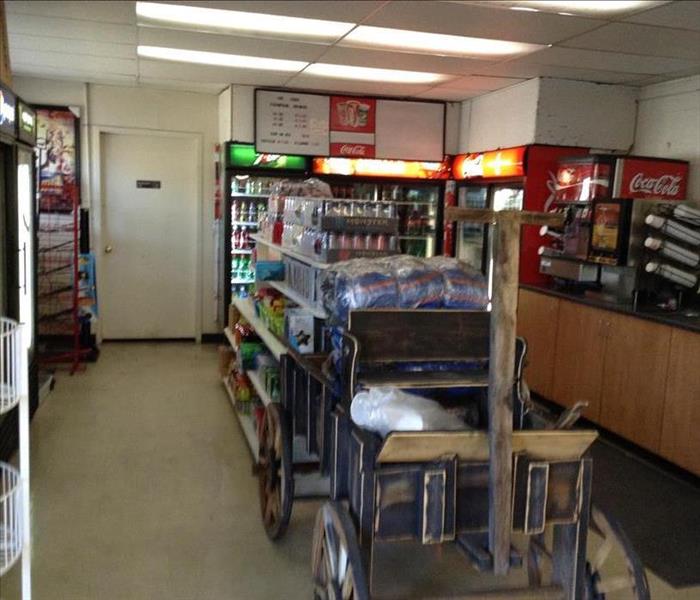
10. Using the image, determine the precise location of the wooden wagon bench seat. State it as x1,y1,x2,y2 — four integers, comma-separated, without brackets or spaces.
376,429,598,464
358,368,490,390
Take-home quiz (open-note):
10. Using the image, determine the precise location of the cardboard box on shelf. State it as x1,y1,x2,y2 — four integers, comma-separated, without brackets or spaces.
218,345,236,378
285,308,315,354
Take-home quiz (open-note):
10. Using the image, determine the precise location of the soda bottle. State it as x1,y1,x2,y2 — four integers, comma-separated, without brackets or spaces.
240,200,248,223
232,200,238,222
232,226,240,249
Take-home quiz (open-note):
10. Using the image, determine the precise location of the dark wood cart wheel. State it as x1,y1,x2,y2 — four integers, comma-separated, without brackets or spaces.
527,504,650,600
258,402,293,541
311,502,369,600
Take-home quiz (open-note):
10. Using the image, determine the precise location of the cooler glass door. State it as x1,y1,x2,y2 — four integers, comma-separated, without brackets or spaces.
487,186,524,298
456,185,488,272
17,148,35,358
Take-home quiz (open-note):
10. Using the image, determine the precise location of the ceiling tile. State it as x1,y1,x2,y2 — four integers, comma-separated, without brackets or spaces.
562,22,700,60
437,75,526,91
285,74,436,98
416,87,486,101
624,1,700,31
138,58,293,86
180,1,386,23
137,27,330,62
9,33,135,59
365,1,605,44
11,48,137,76
5,0,136,25
514,46,698,75
6,12,137,44
476,61,648,84
137,76,226,95
10,62,137,86
318,46,495,77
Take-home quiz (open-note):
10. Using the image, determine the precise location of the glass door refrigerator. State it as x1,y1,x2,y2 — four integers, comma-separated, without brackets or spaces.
311,157,452,257
449,145,590,289
222,142,309,320
0,88,38,459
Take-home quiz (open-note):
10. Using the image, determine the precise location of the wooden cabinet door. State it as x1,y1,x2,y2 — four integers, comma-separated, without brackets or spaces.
660,329,700,476
517,290,560,399
599,314,671,453
551,301,607,422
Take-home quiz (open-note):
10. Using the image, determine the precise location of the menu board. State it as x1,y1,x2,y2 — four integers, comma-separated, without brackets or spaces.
0,82,17,138
255,90,329,155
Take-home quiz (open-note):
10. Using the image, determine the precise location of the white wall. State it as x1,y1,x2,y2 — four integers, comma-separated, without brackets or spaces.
635,75,700,201
535,78,637,151
461,79,540,153
13,76,221,336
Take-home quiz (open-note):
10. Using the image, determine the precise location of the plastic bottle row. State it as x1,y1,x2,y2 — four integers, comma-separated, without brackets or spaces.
282,224,398,255
232,200,266,224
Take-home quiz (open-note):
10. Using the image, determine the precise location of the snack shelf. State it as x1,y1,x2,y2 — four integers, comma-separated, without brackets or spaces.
223,327,238,351
252,234,332,270
246,369,273,407
222,377,259,461
231,249,253,255
232,221,259,227
232,296,287,360
267,280,328,319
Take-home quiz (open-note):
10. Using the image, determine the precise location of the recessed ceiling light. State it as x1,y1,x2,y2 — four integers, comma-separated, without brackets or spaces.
303,63,446,84
135,2,354,41
137,46,308,72
510,1,658,14
340,26,544,58
510,6,540,11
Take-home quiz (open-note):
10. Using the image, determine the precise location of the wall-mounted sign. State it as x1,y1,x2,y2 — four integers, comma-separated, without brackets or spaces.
329,96,376,158
0,83,17,139
227,142,307,171
17,101,36,145
255,90,330,156
312,156,451,180
613,157,688,201
255,88,445,161
136,180,161,189
453,146,526,179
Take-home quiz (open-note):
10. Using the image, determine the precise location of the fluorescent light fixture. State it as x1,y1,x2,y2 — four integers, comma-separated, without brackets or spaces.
510,6,540,11
303,63,445,84
341,25,544,58
512,1,657,14
136,1,354,40
137,46,308,72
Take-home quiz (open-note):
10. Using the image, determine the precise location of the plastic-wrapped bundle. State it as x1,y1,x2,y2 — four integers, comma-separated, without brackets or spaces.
391,256,444,308
425,256,488,309
329,258,398,324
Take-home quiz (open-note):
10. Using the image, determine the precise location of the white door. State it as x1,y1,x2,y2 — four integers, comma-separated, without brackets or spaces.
101,133,197,339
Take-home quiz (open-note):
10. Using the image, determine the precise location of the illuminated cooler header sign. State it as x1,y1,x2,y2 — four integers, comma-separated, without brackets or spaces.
312,157,452,180
227,143,307,171
0,83,17,139
453,146,526,179
17,101,36,145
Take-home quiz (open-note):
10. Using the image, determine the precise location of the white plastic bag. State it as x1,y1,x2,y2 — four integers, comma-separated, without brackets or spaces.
350,387,465,437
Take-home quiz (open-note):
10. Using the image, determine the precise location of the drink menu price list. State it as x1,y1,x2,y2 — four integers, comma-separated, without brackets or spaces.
256,90,330,156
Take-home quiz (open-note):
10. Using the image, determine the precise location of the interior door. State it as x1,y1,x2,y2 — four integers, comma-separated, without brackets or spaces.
101,133,197,339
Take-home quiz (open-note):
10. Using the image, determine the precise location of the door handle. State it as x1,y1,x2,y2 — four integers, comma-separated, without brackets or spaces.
105,245,113,254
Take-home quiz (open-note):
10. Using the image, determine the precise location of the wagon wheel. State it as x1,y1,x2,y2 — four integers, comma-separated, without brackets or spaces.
311,502,369,600
527,504,650,599
258,403,293,541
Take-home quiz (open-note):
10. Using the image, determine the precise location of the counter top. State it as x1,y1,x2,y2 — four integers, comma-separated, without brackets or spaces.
521,284,700,334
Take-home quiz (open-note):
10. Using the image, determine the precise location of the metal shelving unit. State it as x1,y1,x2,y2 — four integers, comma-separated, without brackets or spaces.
0,318,31,598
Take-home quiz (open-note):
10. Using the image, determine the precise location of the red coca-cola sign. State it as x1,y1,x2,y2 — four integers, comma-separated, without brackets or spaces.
615,158,688,201
330,142,375,158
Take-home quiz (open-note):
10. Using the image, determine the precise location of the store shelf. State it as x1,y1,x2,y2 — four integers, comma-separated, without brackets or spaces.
267,280,328,319
232,296,287,360
232,221,260,227
231,278,255,285
223,327,238,351
251,234,331,270
246,369,273,407
231,249,253,255
223,377,259,461
398,235,432,240
231,193,269,199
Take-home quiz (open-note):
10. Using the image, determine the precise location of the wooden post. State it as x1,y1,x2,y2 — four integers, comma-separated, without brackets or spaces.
0,1,12,87
445,206,565,576
488,213,520,574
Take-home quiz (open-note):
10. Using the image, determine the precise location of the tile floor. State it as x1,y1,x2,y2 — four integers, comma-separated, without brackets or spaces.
0,342,697,599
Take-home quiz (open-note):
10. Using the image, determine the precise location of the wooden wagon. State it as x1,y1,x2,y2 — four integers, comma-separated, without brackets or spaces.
256,209,649,599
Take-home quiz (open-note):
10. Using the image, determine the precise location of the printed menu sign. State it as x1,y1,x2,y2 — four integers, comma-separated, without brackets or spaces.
0,83,17,138
329,96,376,158
256,90,329,155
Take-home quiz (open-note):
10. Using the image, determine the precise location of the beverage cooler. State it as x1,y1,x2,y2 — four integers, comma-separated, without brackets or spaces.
448,145,589,290
311,156,452,257
222,142,309,310
0,85,38,459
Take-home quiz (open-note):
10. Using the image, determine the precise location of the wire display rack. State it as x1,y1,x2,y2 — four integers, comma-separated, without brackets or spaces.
0,318,32,597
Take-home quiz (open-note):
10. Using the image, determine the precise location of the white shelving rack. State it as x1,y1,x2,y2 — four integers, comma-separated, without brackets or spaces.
0,317,31,599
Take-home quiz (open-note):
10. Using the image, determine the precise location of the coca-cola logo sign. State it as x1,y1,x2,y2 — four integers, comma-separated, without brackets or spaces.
340,144,367,156
629,173,682,197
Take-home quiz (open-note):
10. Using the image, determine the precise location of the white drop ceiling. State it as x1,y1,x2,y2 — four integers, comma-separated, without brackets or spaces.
5,0,700,99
